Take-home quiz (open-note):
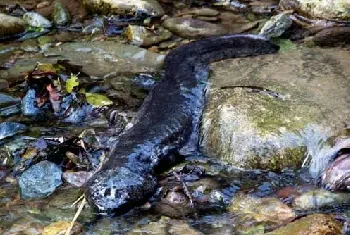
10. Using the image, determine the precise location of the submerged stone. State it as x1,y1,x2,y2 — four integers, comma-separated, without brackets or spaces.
229,194,295,231
293,189,350,210
201,47,350,171
18,160,62,199
266,213,342,235
126,217,204,235
0,41,165,81
162,17,228,39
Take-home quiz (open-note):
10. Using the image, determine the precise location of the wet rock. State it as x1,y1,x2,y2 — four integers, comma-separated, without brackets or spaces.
178,8,220,17
154,189,194,218
82,17,104,34
44,187,96,223
126,217,203,235
84,0,165,16
162,17,227,39
293,189,350,210
250,0,278,14
0,13,25,37
22,89,41,117
0,122,27,140
53,1,71,26
18,160,62,199
229,194,295,231
42,221,82,235
20,39,40,52
23,12,52,28
279,0,350,20
63,171,94,187
131,73,157,90
3,221,44,235
322,153,350,191
46,41,165,78
0,93,21,105
201,47,350,170
125,25,172,47
305,27,350,47
260,13,293,38
266,213,342,235
0,104,21,117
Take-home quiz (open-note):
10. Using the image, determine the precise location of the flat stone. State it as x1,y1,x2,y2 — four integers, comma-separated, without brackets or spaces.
0,41,165,80
84,0,164,16
163,17,227,39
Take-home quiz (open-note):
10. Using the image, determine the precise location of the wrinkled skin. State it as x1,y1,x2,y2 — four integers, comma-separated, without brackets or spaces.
85,34,279,213
322,154,350,191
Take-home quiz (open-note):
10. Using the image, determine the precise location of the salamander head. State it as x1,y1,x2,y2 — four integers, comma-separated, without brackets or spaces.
85,167,156,214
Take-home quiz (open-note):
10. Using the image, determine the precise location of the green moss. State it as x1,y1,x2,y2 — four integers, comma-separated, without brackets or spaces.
271,38,298,52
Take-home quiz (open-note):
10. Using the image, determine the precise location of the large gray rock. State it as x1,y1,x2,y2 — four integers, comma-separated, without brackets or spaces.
18,160,62,199
163,17,228,39
200,47,350,171
279,0,350,20
84,0,164,16
0,13,25,37
0,41,165,80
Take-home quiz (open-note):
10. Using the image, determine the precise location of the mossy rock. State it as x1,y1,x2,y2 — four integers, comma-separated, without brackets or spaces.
83,0,164,16
279,0,350,20
266,214,342,235
201,47,350,171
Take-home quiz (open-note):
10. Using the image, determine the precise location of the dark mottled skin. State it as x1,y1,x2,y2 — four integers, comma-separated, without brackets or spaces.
85,34,279,213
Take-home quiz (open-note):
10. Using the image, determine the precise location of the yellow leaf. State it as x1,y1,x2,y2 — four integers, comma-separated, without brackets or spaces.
85,92,113,107
66,73,79,93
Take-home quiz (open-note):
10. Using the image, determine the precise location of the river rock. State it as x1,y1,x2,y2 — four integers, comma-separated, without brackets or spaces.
266,213,342,235
279,0,350,20
200,47,350,171
83,0,164,16
305,27,350,46
0,93,21,105
162,17,227,38
124,25,172,47
18,160,62,199
126,217,203,235
23,12,52,28
0,13,25,37
0,122,27,140
0,41,165,80
42,221,82,235
293,189,350,210
229,194,295,231
53,0,71,26
44,187,96,223
260,13,293,38
63,171,94,187
322,153,350,191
